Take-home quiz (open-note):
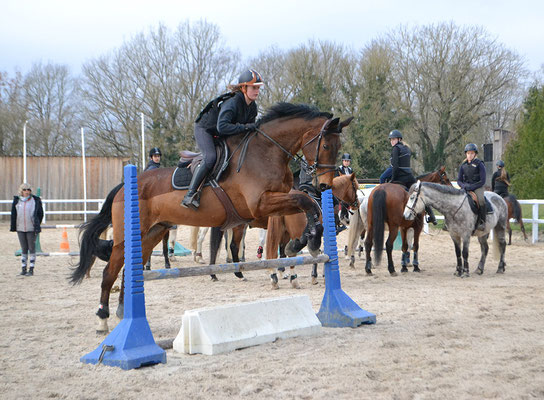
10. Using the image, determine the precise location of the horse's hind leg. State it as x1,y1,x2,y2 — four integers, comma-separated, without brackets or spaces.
400,228,409,273
96,243,125,333
475,234,489,275
386,227,398,276
162,232,170,269
507,220,512,245
452,237,463,277
209,227,223,282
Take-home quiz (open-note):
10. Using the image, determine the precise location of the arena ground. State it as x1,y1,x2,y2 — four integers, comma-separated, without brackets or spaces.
1,223,543,399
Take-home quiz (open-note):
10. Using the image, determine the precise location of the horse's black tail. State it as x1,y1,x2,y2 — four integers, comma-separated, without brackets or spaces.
506,194,527,240
70,183,123,284
372,189,387,265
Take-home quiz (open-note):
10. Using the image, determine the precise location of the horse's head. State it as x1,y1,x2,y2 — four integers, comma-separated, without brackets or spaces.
303,116,353,191
437,166,452,186
404,180,425,220
332,172,359,208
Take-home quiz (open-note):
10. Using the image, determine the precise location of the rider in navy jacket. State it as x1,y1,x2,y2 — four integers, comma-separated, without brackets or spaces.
457,143,487,230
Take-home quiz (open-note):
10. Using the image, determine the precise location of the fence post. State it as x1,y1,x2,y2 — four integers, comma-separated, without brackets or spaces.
533,203,539,244
80,164,166,369
317,189,376,327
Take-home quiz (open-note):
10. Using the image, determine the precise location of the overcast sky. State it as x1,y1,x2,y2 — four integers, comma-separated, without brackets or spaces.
2,0,543,76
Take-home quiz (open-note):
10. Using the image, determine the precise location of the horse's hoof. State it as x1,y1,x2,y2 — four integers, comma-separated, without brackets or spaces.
311,277,318,285
165,265,171,269
390,271,398,277
284,240,298,257
475,268,484,275
496,268,505,274
365,270,373,276
413,266,421,273
400,266,408,273
461,272,470,278
291,279,301,289
96,316,109,333
271,281,279,290
308,247,320,258
454,271,462,277
211,276,219,282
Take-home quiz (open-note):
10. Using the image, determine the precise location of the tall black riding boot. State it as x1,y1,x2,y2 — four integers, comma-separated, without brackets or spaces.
181,163,210,210
477,203,487,231
425,205,437,225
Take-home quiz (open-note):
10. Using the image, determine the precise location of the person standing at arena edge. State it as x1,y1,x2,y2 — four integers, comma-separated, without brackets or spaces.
336,153,353,231
491,160,510,198
145,147,162,171
181,69,263,209
386,129,437,224
457,143,487,231
10,183,44,276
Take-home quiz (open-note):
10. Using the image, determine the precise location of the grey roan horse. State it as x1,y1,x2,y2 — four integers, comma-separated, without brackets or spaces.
403,182,508,277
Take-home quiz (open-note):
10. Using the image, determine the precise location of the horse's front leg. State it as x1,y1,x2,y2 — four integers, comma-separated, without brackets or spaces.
229,224,247,280
461,237,470,278
400,228,410,273
258,191,322,258
364,234,373,275
475,234,489,275
208,227,224,282
452,237,463,277
411,226,421,273
162,232,170,269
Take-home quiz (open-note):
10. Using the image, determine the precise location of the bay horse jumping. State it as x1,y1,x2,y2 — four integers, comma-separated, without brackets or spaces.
71,103,352,333
404,182,507,277
356,167,452,274
503,194,528,244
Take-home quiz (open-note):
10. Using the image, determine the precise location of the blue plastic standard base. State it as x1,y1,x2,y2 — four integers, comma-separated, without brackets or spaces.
317,189,376,327
80,317,166,370
80,165,166,370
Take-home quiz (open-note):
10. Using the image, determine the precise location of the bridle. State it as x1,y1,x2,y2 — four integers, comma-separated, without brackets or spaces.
405,183,424,218
255,118,339,178
346,178,360,208
301,119,340,178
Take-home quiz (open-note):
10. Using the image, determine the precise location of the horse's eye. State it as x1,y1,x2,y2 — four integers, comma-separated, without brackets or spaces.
323,144,329,150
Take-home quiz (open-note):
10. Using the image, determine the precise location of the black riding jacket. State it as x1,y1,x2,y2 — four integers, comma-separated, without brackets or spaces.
216,91,258,136
458,158,486,191
337,165,353,176
10,195,44,233
144,160,161,171
491,170,510,197
390,142,413,183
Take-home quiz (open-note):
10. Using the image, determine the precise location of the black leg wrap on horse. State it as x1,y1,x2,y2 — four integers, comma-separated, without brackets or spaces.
271,273,278,284
96,305,110,319
290,274,298,281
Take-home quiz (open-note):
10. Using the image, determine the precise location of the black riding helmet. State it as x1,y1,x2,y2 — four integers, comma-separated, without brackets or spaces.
149,147,162,158
388,130,403,140
238,69,264,86
496,160,505,167
341,153,351,161
464,143,478,153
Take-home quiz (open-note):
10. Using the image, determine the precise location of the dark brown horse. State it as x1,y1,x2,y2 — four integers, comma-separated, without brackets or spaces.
265,173,359,288
72,103,352,332
364,167,452,275
503,194,528,244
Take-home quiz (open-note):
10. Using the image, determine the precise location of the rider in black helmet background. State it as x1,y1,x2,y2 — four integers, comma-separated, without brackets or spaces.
181,69,263,210
386,129,437,224
457,143,487,231
145,147,162,171
337,153,353,176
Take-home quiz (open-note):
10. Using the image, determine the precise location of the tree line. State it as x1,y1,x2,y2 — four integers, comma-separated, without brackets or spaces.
0,20,536,181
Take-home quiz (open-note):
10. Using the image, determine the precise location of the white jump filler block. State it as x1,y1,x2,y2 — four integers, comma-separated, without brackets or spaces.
173,295,322,355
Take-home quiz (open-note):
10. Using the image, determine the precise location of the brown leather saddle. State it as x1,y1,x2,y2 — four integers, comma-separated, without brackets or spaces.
172,140,252,231
466,191,493,215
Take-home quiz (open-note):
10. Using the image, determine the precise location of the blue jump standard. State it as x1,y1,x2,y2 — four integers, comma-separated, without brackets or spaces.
81,165,166,370
316,189,376,327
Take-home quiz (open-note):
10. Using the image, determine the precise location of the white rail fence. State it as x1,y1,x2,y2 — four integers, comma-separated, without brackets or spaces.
2,198,543,243
0,199,103,223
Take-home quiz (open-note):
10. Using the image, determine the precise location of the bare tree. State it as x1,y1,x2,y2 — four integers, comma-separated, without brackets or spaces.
20,63,80,155
0,71,27,155
80,20,239,166
387,22,527,170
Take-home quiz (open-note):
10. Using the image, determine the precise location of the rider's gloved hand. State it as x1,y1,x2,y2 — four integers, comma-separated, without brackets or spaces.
244,123,257,132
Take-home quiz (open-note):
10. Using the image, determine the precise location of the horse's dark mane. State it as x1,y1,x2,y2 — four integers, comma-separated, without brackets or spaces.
257,102,332,126
416,171,434,180
422,182,462,195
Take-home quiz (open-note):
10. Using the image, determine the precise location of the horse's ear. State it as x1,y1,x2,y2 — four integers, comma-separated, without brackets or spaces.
323,117,340,132
439,165,446,173
339,116,354,130
350,172,356,181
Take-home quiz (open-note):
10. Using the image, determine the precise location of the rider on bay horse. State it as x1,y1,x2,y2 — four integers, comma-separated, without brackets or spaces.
384,129,437,224
181,69,263,210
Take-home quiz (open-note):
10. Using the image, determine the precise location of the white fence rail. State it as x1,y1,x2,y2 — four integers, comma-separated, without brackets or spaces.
0,199,104,223
2,198,543,243
419,199,544,244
